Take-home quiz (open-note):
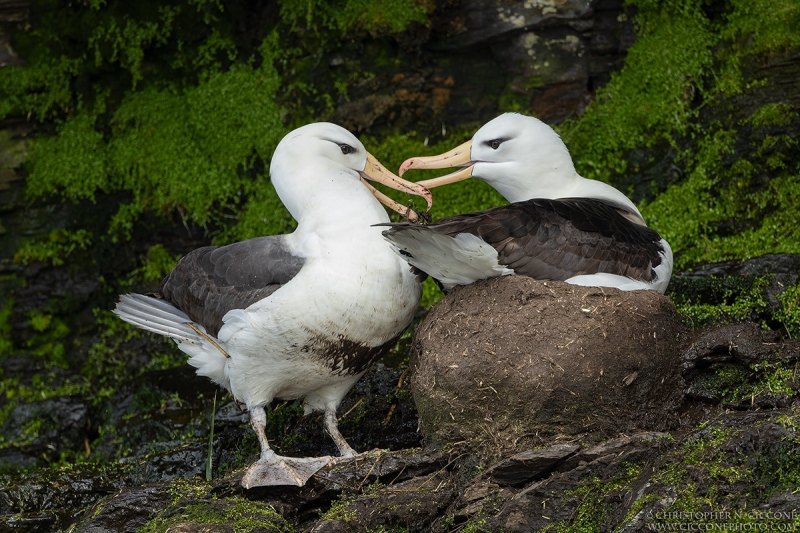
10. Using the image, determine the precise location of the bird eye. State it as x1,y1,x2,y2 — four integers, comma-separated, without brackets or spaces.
489,139,502,150
340,144,355,155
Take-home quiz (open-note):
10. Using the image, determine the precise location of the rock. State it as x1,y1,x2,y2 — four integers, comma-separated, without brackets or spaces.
484,443,580,486
410,276,687,453
682,322,800,408
0,395,89,465
555,431,671,472
0,464,125,532
683,322,800,372
73,484,174,533
315,469,457,533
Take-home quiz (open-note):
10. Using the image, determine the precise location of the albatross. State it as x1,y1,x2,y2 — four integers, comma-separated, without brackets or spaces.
113,122,432,488
381,113,673,293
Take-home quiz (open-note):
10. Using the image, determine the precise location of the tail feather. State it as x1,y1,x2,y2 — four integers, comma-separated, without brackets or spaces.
382,226,513,290
114,294,204,344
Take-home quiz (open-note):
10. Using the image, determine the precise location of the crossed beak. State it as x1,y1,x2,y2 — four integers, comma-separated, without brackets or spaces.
360,152,433,223
398,140,476,188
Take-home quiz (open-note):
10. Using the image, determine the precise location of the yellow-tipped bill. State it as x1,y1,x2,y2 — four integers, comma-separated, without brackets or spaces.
398,140,476,188
361,152,433,221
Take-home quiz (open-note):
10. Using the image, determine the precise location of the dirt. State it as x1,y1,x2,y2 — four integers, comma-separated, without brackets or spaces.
410,276,689,455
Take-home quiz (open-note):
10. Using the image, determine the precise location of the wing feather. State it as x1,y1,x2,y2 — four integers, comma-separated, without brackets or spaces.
383,198,666,286
160,235,305,337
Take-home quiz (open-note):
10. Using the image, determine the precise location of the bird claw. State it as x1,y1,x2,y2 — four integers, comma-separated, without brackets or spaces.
242,454,332,488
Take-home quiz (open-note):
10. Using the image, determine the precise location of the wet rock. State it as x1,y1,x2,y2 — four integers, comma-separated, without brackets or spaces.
0,464,125,532
484,443,580,486
682,322,800,408
74,484,175,533
166,525,233,533
329,0,637,131
410,276,687,453
683,322,800,372
324,469,456,533
124,441,210,485
556,431,671,471
0,395,89,465
667,245,800,321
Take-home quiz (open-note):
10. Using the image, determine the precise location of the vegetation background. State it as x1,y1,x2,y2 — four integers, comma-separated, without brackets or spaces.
0,0,799,530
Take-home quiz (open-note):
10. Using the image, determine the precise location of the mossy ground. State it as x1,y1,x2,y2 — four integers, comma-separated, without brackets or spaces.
1,0,800,529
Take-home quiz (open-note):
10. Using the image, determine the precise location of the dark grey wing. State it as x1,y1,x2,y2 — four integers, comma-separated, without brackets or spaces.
160,236,304,337
498,198,664,281
386,198,665,283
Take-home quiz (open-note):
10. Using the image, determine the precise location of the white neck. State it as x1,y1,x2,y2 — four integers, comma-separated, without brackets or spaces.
481,167,643,223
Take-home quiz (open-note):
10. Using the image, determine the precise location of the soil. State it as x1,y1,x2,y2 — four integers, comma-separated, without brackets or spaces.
410,276,689,455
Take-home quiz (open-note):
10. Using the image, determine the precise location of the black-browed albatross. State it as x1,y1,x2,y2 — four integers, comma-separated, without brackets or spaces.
381,113,673,292
114,122,432,488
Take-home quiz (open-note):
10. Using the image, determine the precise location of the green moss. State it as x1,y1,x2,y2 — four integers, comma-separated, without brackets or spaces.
775,283,800,338
0,298,13,357
25,36,286,242
749,102,795,127
668,275,771,328
279,0,429,35
647,416,800,525
560,0,716,182
140,490,292,533
319,495,357,522
547,463,642,532
558,0,800,270
130,244,180,284
14,229,93,266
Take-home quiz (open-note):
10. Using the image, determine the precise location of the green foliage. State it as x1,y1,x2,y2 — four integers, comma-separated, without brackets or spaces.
132,244,180,284
697,360,797,405
559,0,800,270
560,0,715,182
26,40,287,241
548,463,642,532
87,5,179,87
668,275,771,328
651,416,800,519
641,107,800,268
319,495,357,522
775,284,800,338
139,493,291,533
0,298,13,356
14,229,93,266
0,55,80,121
280,0,429,35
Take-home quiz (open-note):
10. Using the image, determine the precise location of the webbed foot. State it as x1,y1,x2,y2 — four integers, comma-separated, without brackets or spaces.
242,451,332,488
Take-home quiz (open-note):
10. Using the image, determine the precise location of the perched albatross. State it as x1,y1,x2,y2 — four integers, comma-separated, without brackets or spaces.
382,113,673,292
114,122,432,488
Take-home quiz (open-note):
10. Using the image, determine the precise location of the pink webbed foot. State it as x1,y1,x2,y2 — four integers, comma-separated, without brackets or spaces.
242,450,332,488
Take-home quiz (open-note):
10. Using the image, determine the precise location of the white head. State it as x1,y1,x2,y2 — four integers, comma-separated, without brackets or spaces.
399,113,642,220
269,122,431,224
467,113,577,200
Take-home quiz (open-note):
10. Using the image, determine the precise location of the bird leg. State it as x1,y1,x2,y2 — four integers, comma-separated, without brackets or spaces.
241,405,331,489
324,404,357,458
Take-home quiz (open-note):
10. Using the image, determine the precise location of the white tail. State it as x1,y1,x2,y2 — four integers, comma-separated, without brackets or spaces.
383,227,513,290
114,293,230,388
114,294,205,343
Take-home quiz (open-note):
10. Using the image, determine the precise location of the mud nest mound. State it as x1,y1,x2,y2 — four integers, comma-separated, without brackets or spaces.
410,276,688,454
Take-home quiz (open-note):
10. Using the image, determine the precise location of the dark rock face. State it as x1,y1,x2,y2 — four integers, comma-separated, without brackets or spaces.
410,276,688,452
484,443,580,486
332,0,636,132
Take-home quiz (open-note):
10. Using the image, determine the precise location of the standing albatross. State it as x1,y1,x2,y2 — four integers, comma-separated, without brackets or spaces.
114,122,432,488
381,113,673,293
